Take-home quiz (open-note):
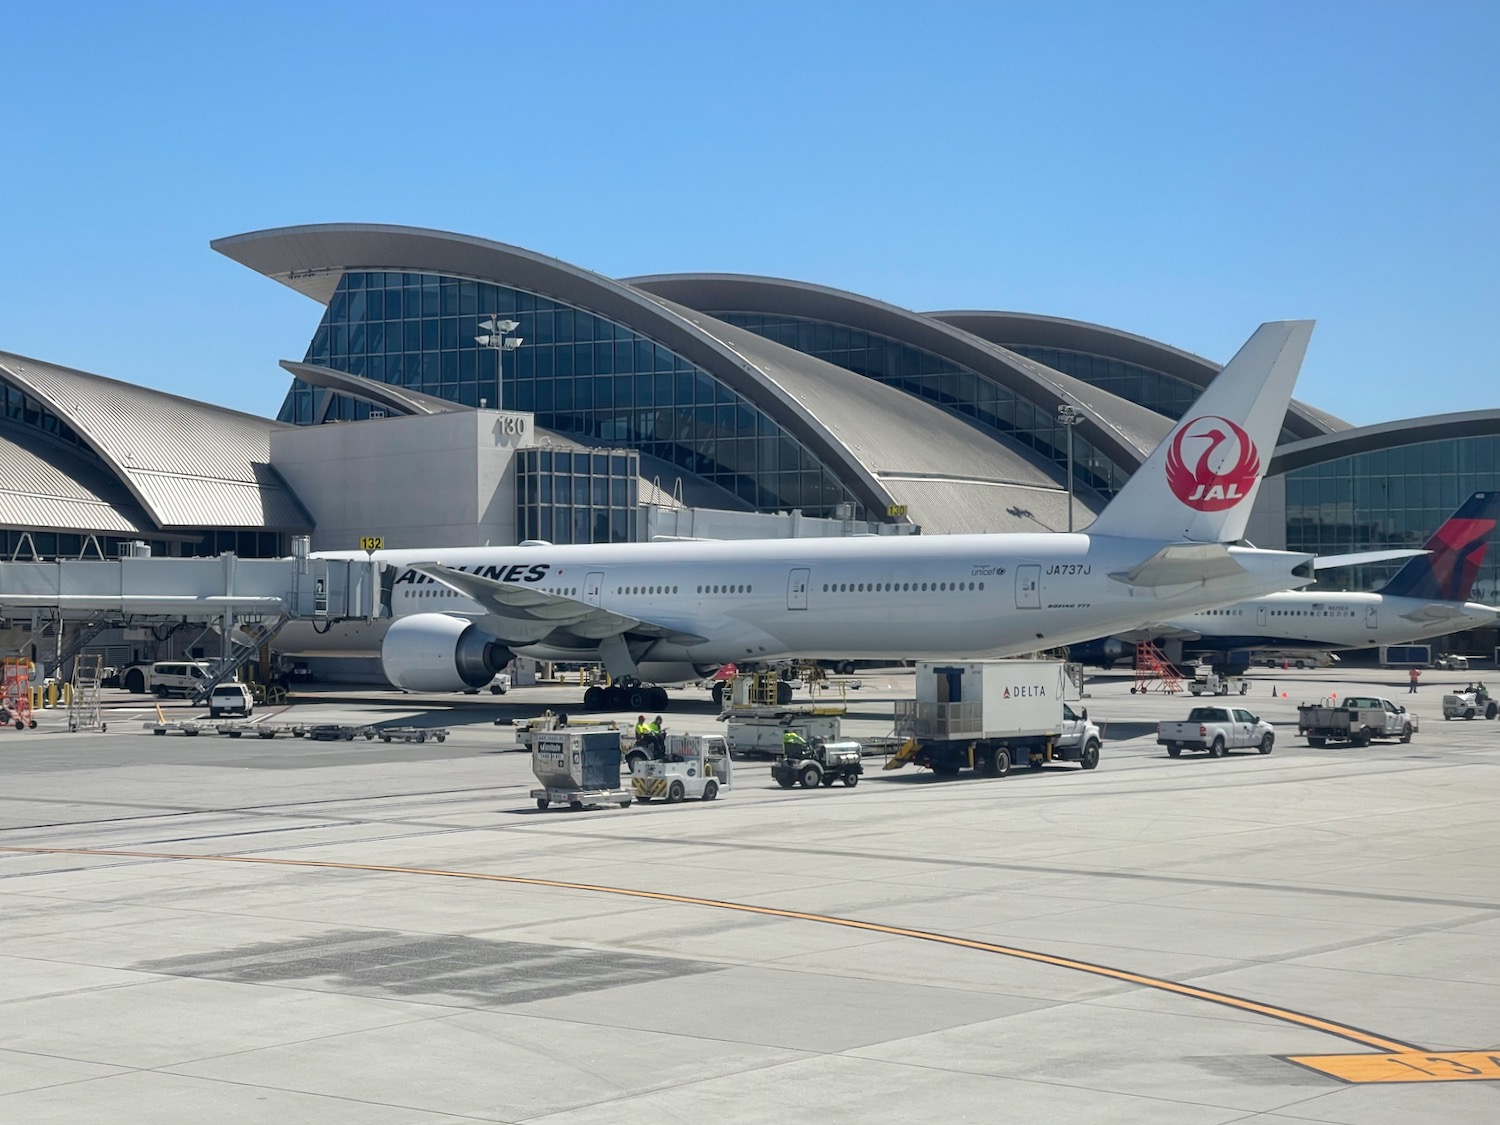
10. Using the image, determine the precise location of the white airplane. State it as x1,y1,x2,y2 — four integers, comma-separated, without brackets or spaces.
318,320,1320,710
1081,491,1500,673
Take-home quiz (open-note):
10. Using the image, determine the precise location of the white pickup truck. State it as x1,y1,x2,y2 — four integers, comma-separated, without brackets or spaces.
1298,696,1416,746
1157,706,1275,758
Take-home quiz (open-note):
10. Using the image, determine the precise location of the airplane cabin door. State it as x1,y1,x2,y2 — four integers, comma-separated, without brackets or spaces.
1256,605,1267,627
787,568,810,611
1366,605,1378,630
584,571,605,607
1016,565,1042,610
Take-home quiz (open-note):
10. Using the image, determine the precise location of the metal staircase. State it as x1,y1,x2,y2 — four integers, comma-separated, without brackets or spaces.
1132,639,1183,694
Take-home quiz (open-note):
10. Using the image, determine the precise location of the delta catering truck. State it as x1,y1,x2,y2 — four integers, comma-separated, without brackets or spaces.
886,659,1101,777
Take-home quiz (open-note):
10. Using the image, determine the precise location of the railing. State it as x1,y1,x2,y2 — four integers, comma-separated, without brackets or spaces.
893,699,983,740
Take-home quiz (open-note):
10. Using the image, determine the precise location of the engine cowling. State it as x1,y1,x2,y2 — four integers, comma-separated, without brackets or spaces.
381,613,512,692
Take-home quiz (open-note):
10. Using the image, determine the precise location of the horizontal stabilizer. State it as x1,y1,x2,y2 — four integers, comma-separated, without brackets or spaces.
1109,543,1246,587
1313,549,1427,571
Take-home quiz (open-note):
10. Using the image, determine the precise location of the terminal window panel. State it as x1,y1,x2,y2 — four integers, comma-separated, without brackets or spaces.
1285,438,1500,603
284,274,863,522
715,313,1122,501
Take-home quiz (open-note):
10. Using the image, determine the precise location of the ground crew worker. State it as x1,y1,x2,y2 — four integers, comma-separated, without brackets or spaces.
635,714,650,740
1408,667,1420,693
782,728,809,757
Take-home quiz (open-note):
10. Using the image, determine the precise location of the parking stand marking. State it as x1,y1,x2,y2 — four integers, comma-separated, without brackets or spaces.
7,844,1493,1079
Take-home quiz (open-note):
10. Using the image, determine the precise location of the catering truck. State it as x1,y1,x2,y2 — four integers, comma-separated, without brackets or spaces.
886,659,1101,777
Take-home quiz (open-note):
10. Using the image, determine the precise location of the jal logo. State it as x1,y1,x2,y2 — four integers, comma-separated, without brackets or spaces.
1165,415,1260,511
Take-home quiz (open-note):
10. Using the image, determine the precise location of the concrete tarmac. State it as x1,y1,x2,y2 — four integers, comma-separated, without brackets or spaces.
1,666,1498,1123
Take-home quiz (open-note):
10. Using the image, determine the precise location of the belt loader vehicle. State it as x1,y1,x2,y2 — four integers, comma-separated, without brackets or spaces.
1297,696,1416,746
886,660,1102,778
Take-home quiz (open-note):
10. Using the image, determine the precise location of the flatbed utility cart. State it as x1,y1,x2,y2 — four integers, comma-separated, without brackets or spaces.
530,727,633,811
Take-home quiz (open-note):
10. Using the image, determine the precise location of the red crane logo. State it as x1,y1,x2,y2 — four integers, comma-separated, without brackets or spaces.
1165,416,1260,511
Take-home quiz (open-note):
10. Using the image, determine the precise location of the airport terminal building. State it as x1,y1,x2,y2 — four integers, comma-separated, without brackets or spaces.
5,222,1500,657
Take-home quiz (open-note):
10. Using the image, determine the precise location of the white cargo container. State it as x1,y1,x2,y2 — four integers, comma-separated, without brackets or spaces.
890,659,1101,776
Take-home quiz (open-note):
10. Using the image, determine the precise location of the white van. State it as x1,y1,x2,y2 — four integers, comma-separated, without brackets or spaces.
207,682,254,718
148,661,213,698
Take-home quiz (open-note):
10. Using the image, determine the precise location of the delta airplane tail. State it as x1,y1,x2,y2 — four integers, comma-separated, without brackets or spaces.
1377,491,1500,600
1086,321,1314,544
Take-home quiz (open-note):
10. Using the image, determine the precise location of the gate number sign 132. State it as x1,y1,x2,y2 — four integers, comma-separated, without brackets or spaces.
359,536,384,552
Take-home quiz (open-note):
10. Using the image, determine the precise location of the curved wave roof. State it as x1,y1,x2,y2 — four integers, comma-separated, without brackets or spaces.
0,427,155,536
1269,410,1500,475
928,310,1348,438
215,225,1087,532
626,273,1171,472
0,352,312,531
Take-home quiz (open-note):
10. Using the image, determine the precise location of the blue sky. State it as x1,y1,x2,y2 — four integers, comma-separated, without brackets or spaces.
2,1,1494,426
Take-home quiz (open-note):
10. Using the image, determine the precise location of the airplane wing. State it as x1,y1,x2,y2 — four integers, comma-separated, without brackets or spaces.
1109,544,1246,588
1313,549,1427,571
409,562,708,646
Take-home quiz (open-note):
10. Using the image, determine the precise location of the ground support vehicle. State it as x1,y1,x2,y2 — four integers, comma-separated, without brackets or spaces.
725,709,844,758
771,738,864,789
207,682,255,719
1442,688,1496,721
530,727,632,811
1187,670,1248,697
375,725,448,743
632,733,733,802
1297,696,1416,746
887,660,1101,777
1158,706,1275,757
211,720,302,739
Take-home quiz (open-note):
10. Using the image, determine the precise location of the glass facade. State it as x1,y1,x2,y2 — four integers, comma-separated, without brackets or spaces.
287,273,864,521
1003,344,1305,446
714,313,1129,498
1286,436,1500,605
516,449,640,545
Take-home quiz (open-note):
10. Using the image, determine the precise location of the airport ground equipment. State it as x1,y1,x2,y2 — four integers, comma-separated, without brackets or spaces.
530,727,633,810
67,653,106,732
1298,696,1417,745
632,733,733,802
1131,640,1183,695
0,658,37,730
726,709,844,758
1187,668,1248,697
1441,686,1496,721
887,660,1101,777
1158,706,1275,757
207,682,254,719
771,736,864,789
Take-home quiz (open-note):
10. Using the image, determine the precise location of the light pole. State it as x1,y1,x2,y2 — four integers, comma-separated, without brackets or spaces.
1057,403,1083,532
476,317,522,408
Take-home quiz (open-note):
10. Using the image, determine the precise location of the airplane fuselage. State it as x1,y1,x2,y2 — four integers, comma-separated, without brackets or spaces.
348,532,1312,668
1159,589,1498,653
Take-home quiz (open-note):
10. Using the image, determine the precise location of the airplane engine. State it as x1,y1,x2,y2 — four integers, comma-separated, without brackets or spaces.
381,613,512,692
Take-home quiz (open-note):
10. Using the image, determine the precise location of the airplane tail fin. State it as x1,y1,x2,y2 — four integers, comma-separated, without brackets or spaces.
1086,321,1313,543
1377,491,1500,600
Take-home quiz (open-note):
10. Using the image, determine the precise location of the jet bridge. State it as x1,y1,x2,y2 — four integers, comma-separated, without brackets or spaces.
0,551,385,696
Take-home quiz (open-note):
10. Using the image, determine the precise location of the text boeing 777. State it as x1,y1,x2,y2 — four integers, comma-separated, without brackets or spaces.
337,321,1319,708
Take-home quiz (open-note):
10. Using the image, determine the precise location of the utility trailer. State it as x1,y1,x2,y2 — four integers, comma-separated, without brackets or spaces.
1297,696,1416,746
887,660,1102,778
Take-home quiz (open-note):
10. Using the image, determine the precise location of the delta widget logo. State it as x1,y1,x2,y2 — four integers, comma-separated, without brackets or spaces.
1164,416,1260,511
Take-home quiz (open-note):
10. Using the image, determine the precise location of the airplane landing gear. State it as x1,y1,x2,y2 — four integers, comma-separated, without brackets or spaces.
582,681,669,712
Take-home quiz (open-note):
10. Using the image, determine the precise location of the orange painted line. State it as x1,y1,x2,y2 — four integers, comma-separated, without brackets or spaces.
0,845,1420,1053
1284,1051,1500,1084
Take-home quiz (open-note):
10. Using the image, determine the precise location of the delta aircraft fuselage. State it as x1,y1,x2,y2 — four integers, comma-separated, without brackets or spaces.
370,532,1311,667
1162,589,1499,652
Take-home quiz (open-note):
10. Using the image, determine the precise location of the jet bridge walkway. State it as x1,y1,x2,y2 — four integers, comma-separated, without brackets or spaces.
0,552,384,699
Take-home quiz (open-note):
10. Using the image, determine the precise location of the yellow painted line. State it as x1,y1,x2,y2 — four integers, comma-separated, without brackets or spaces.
1285,1051,1500,1084
0,845,1421,1055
